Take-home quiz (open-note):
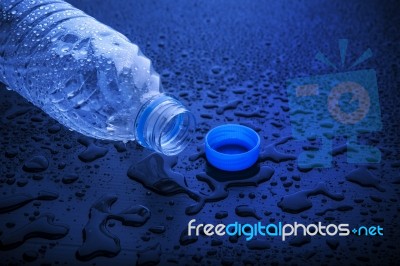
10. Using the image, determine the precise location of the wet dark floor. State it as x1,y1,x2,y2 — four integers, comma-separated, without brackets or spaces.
1,0,400,265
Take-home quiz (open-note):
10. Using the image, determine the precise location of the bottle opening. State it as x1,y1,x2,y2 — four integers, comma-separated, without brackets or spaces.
159,109,195,155
135,94,196,156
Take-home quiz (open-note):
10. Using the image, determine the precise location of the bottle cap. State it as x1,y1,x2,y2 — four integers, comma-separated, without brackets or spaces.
205,124,260,171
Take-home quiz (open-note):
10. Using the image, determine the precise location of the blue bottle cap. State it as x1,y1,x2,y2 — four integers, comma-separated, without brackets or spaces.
205,124,260,171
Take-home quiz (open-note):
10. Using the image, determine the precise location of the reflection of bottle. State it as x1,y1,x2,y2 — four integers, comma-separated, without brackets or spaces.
0,0,195,155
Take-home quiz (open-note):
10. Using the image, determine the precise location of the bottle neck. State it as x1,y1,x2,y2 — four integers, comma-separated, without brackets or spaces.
135,94,196,156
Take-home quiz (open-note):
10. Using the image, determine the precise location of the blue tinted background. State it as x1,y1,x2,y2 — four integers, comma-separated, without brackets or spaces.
1,0,399,264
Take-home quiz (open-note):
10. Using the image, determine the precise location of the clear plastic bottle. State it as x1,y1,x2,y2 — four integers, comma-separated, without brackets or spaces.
0,0,195,155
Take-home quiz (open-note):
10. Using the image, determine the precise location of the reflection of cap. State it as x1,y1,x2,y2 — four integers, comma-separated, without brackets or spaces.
205,124,260,171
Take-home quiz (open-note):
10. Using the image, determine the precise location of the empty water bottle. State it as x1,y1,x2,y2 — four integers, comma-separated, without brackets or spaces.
0,0,195,155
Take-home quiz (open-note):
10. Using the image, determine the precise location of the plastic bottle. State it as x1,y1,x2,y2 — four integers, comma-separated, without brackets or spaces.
0,0,195,155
